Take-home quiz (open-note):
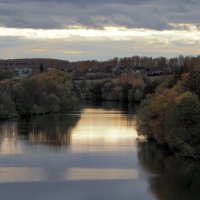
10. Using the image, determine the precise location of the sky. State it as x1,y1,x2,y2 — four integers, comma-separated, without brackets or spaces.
0,0,200,61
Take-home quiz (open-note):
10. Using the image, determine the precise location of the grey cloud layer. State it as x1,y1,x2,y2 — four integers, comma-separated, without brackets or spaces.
0,0,200,29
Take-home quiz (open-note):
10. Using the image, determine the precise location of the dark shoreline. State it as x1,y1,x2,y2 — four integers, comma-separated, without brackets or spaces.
0,105,82,121
143,139,200,160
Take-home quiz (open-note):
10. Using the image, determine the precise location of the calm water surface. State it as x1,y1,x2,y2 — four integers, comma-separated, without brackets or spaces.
0,102,199,200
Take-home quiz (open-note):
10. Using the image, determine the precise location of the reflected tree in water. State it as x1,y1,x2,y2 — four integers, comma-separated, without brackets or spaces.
0,113,81,147
138,142,200,200
17,114,81,146
84,101,139,123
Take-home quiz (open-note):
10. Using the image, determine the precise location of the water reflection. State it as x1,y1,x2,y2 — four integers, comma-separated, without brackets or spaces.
85,101,139,117
65,168,138,181
0,103,178,200
138,142,200,200
1,103,198,200
0,113,81,154
0,103,138,154
17,114,81,146
0,167,45,183
70,108,137,153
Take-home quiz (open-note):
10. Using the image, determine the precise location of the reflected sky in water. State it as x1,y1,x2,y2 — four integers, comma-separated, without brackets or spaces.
70,108,137,153
0,102,198,200
0,167,45,183
0,106,137,154
65,168,138,181
0,103,154,200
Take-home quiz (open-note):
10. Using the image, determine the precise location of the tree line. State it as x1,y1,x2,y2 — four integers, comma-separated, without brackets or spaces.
0,70,81,120
77,71,158,102
138,70,200,156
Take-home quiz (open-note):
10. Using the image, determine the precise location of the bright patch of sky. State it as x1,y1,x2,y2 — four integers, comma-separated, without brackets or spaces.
0,0,200,60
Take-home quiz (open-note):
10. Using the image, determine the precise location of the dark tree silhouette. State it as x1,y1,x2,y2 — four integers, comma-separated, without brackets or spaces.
40,64,44,73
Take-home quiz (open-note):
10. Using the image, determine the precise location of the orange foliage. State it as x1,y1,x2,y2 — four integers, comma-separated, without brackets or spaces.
117,72,145,88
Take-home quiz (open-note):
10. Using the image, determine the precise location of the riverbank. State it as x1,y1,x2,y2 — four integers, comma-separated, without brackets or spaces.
0,70,81,120
138,70,200,156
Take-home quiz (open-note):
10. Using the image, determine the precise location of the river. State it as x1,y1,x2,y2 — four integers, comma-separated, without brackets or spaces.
0,102,199,200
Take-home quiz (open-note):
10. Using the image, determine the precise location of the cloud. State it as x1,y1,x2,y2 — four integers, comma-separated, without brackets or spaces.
0,0,200,60
0,0,200,30
0,25,200,61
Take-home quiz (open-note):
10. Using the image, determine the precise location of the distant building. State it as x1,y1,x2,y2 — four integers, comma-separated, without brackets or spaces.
13,67,32,80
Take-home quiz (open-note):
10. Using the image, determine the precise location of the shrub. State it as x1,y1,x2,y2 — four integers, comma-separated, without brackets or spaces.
0,94,17,119
138,72,200,156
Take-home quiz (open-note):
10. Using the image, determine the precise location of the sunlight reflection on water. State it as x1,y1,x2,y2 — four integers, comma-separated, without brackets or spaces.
0,167,45,183
0,108,138,154
65,168,138,181
70,108,137,153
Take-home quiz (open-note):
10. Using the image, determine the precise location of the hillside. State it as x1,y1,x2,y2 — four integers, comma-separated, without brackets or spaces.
0,58,71,71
